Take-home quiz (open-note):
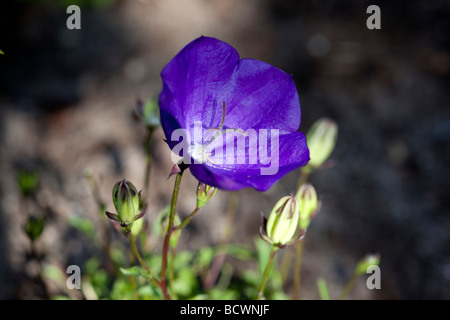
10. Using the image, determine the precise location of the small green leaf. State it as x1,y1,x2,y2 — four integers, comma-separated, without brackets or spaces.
24,216,45,242
195,247,215,271
111,278,136,300
110,247,126,266
120,266,142,276
208,288,239,300
138,285,161,299
52,295,71,300
173,251,194,271
42,265,66,287
255,237,273,277
68,216,96,239
17,169,39,197
172,268,197,297
225,244,254,260
0,50,4,55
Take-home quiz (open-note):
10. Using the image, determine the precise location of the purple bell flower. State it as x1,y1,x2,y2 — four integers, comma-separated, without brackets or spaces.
159,36,309,191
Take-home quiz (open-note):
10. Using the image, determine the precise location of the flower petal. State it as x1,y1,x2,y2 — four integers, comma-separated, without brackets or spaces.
189,131,309,191
220,58,301,133
159,36,240,142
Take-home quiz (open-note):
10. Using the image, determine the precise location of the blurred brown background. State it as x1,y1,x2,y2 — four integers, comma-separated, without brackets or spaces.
0,0,449,299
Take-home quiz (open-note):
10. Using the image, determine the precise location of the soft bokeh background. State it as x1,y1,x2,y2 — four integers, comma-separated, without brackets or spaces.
1,0,449,299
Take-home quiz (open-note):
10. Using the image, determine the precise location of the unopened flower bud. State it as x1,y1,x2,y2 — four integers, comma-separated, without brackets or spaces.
106,179,146,227
196,183,217,209
306,118,338,170
296,183,319,230
355,253,380,276
137,97,160,129
265,195,300,247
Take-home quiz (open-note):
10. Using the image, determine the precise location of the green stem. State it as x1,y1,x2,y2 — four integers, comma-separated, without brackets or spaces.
338,272,359,300
160,171,184,300
174,206,200,231
143,127,154,199
129,234,150,274
129,234,170,300
292,238,304,300
297,169,310,189
255,247,277,300
280,249,293,285
290,168,310,299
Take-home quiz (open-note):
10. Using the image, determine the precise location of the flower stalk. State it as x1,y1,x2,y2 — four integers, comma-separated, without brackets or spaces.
255,247,278,300
160,169,184,299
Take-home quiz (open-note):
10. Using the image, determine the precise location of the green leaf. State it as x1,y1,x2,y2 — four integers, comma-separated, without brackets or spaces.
173,251,194,270
89,271,109,298
17,169,39,197
255,237,273,277
110,247,126,266
173,268,198,298
224,244,254,260
42,265,66,287
208,288,239,300
120,266,142,276
188,294,209,300
111,278,135,300
68,216,96,239
24,216,45,242
195,247,215,271
137,285,161,300
0,49,4,55
152,205,170,237
317,277,331,300
52,295,71,300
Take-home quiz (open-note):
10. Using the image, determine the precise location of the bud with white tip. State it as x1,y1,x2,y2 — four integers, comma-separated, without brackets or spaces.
305,118,338,171
261,195,303,248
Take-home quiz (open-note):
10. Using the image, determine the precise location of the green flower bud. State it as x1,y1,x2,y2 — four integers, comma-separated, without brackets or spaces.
265,195,300,247
355,253,380,276
306,118,338,170
137,97,160,129
106,179,145,227
296,183,319,230
196,183,217,209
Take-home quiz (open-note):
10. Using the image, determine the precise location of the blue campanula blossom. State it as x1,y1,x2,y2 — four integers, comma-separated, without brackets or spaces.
159,36,309,191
